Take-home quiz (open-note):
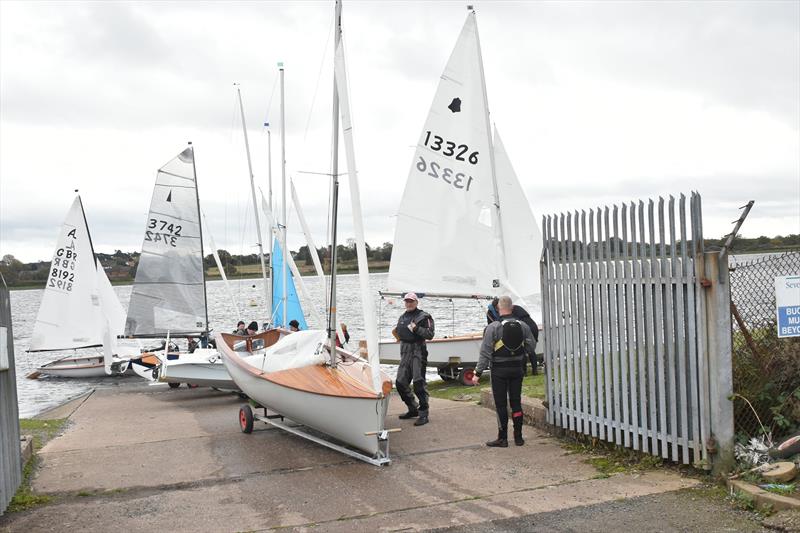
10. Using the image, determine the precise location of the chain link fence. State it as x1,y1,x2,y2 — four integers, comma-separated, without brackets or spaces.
729,251,800,441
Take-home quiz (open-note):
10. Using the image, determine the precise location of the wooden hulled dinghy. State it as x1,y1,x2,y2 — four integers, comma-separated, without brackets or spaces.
218,330,393,460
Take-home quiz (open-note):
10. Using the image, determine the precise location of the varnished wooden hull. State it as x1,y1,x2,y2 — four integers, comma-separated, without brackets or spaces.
218,332,391,456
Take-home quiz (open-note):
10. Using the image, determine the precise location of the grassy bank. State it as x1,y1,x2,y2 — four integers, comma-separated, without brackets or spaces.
428,373,545,402
7,418,69,513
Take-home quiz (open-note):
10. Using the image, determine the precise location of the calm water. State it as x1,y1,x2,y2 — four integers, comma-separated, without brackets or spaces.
10,272,497,417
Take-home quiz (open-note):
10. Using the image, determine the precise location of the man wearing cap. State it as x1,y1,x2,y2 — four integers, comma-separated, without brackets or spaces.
393,292,435,426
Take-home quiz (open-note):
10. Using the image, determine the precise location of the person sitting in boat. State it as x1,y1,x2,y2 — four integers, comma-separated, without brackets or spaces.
487,297,540,375
187,337,199,353
393,292,435,427
233,321,247,335
246,321,259,335
289,319,301,332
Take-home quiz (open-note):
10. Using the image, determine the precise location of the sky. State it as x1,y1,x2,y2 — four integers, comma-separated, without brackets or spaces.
1,0,798,263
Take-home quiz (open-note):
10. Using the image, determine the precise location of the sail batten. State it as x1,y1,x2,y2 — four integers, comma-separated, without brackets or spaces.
124,147,207,337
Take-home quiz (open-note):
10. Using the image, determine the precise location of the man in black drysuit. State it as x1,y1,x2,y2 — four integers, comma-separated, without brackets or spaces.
473,295,537,446
487,296,539,374
393,292,435,426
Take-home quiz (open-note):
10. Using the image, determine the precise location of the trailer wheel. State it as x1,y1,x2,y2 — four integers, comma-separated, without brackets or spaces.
168,382,180,389
772,434,800,459
458,367,476,386
239,404,254,434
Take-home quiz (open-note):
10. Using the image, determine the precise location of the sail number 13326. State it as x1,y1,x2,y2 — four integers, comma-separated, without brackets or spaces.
416,156,474,191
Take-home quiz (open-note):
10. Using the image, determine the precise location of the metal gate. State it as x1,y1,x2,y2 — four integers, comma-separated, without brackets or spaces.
0,275,22,515
540,193,734,470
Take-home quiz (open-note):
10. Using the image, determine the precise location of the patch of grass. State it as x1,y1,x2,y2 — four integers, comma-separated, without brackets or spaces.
427,373,545,402
6,418,69,513
6,455,52,513
561,438,665,476
19,418,68,449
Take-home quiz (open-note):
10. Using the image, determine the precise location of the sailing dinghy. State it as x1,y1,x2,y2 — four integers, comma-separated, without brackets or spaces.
379,10,543,384
219,1,395,465
124,145,239,389
28,196,130,378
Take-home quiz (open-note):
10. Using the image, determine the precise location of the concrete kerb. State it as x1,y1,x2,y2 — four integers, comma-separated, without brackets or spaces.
479,389,550,432
727,478,800,512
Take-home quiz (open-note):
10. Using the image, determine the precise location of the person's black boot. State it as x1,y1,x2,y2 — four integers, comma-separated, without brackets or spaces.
486,429,508,447
513,417,525,446
398,406,419,419
413,410,429,426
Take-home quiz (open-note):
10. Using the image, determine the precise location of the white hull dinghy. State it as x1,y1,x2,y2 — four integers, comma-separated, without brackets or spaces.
28,195,130,379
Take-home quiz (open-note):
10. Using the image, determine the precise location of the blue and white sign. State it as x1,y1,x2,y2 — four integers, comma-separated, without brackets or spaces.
775,275,800,338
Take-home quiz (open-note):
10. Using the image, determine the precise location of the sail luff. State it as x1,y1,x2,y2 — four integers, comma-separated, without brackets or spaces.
190,145,210,334
202,209,242,320
291,180,325,280
334,39,382,393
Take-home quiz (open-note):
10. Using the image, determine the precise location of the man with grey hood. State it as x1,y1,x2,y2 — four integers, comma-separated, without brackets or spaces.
472,295,536,447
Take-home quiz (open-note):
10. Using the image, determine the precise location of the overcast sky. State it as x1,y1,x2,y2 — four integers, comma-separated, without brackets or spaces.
1,0,798,263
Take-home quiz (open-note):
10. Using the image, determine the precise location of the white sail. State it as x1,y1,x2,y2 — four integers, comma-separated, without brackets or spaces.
387,13,499,297
493,128,542,307
334,39,381,391
96,265,125,337
124,147,207,336
30,197,105,351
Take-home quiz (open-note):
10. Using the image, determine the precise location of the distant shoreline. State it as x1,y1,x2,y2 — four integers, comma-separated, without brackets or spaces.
7,264,391,291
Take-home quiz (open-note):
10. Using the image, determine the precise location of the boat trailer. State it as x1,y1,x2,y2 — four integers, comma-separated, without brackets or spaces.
237,403,399,467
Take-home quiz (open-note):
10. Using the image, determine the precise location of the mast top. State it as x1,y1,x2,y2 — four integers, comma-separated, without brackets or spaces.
467,4,474,11
187,141,192,146
278,61,284,70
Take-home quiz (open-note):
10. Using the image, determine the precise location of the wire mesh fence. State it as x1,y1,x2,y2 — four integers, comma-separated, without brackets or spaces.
729,251,800,441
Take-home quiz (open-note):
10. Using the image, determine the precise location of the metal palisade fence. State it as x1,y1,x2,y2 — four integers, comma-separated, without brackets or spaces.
0,275,22,515
540,192,735,470
730,251,800,441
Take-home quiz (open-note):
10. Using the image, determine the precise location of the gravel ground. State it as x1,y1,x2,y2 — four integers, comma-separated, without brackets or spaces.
429,487,771,533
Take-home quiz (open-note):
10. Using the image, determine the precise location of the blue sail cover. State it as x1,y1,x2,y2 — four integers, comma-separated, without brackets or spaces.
271,238,308,330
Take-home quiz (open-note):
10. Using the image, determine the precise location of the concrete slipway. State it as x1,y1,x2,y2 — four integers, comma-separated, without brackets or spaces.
1,386,703,532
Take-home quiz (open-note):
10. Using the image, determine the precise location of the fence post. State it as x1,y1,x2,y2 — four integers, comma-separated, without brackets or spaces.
704,252,735,474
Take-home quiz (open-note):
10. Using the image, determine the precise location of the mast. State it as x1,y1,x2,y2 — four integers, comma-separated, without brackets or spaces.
327,0,342,365
189,142,210,335
236,85,270,325
279,63,288,328
265,124,273,320
472,8,509,287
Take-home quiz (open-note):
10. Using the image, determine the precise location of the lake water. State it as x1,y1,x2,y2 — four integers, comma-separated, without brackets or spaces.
9,272,497,417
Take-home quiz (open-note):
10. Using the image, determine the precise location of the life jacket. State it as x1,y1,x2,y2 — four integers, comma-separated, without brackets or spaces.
492,319,526,362
396,309,430,343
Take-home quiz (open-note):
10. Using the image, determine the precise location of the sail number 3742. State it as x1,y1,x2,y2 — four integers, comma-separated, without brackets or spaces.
416,156,474,191
145,218,182,247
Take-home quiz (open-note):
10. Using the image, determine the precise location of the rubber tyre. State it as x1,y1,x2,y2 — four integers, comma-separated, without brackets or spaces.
458,367,476,386
168,382,180,389
239,404,254,434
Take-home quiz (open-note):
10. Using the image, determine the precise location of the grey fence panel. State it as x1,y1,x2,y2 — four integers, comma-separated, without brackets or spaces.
540,192,730,467
0,278,22,515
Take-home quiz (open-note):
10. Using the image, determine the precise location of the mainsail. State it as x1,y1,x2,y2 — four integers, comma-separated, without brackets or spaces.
386,12,541,303
124,147,208,337
271,238,308,330
30,197,109,351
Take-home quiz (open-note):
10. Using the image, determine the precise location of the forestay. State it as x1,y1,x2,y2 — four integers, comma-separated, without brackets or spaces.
30,197,108,351
125,147,207,336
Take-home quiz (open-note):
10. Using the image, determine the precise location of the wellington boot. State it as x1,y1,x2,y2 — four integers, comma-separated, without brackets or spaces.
413,410,429,426
399,408,419,420
513,420,525,446
486,429,508,447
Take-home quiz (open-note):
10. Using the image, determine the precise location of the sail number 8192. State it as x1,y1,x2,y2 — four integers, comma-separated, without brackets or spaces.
416,156,474,191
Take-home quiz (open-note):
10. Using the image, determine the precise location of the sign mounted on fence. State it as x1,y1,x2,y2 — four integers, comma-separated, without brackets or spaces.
775,275,800,338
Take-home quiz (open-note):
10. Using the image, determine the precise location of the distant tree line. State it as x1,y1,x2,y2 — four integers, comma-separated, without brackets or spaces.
3,235,797,288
